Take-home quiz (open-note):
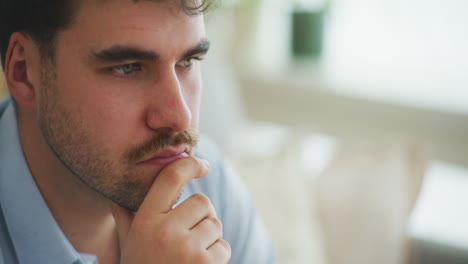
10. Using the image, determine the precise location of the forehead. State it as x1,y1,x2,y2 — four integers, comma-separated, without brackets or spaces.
55,0,206,56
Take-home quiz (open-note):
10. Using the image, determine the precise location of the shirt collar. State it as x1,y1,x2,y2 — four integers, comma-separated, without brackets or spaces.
0,99,96,264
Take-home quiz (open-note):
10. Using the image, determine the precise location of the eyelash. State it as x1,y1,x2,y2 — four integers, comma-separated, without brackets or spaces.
109,56,204,77
110,63,142,76
177,56,204,68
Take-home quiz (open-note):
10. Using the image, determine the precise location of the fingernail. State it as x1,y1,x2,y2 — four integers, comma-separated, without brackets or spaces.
202,159,210,169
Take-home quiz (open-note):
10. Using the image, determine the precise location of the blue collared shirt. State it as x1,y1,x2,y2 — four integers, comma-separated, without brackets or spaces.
0,98,275,264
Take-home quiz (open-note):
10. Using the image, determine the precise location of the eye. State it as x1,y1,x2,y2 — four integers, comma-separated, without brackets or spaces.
111,63,141,75
177,56,203,68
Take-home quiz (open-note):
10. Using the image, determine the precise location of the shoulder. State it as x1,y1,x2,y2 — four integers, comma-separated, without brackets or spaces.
0,203,18,264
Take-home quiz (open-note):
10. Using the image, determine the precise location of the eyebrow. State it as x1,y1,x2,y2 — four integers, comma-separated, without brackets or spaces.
89,39,211,64
182,39,210,59
90,46,159,63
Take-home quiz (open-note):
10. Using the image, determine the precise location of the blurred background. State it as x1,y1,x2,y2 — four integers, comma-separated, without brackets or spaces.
1,0,468,263
198,0,468,263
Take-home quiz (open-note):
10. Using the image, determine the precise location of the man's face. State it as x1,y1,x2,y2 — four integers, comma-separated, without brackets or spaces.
36,0,208,211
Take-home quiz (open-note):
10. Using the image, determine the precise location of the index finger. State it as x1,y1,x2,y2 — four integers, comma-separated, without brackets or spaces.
138,156,210,214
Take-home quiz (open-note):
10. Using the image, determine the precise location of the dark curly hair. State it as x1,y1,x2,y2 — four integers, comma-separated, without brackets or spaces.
0,0,216,69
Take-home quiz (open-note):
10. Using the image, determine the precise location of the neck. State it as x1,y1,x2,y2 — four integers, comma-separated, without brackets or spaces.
17,109,120,264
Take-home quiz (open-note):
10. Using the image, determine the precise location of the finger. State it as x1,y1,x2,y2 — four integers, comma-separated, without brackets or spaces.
207,239,231,263
138,156,210,214
189,217,223,249
170,193,217,228
110,202,135,247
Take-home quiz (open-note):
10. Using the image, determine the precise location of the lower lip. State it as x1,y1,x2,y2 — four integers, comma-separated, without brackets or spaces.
142,152,189,166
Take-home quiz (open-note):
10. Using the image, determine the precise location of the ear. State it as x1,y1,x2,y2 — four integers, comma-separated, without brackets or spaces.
4,32,41,108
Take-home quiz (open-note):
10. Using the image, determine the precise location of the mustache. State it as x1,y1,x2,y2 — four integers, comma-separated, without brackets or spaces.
126,129,198,164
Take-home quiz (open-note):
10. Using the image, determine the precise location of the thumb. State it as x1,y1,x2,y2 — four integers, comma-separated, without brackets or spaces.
110,202,135,247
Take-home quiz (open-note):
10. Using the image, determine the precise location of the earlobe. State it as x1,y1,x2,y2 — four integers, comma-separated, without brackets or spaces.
4,32,39,108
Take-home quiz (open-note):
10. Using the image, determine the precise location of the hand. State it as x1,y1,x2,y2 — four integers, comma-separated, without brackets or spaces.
111,157,231,264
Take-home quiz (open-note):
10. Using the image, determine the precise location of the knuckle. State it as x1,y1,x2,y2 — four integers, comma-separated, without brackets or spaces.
207,240,231,263
193,251,210,263
191,193,211,207
194,157,207,168
189,157,207,177
130,214,154,237
178,239,194,257
163,166,186,187
219,239,232,257
179,241,205,263
208,217,223,233
154,221,176,248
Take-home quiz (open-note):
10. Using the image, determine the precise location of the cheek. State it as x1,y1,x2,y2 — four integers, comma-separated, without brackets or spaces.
82,95,141,143
53,74,142,151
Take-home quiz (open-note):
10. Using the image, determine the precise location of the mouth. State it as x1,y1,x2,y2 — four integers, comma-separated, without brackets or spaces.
138,145,190,166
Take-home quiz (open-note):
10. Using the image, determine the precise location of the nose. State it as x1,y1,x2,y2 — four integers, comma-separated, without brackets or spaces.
145,67,192,133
